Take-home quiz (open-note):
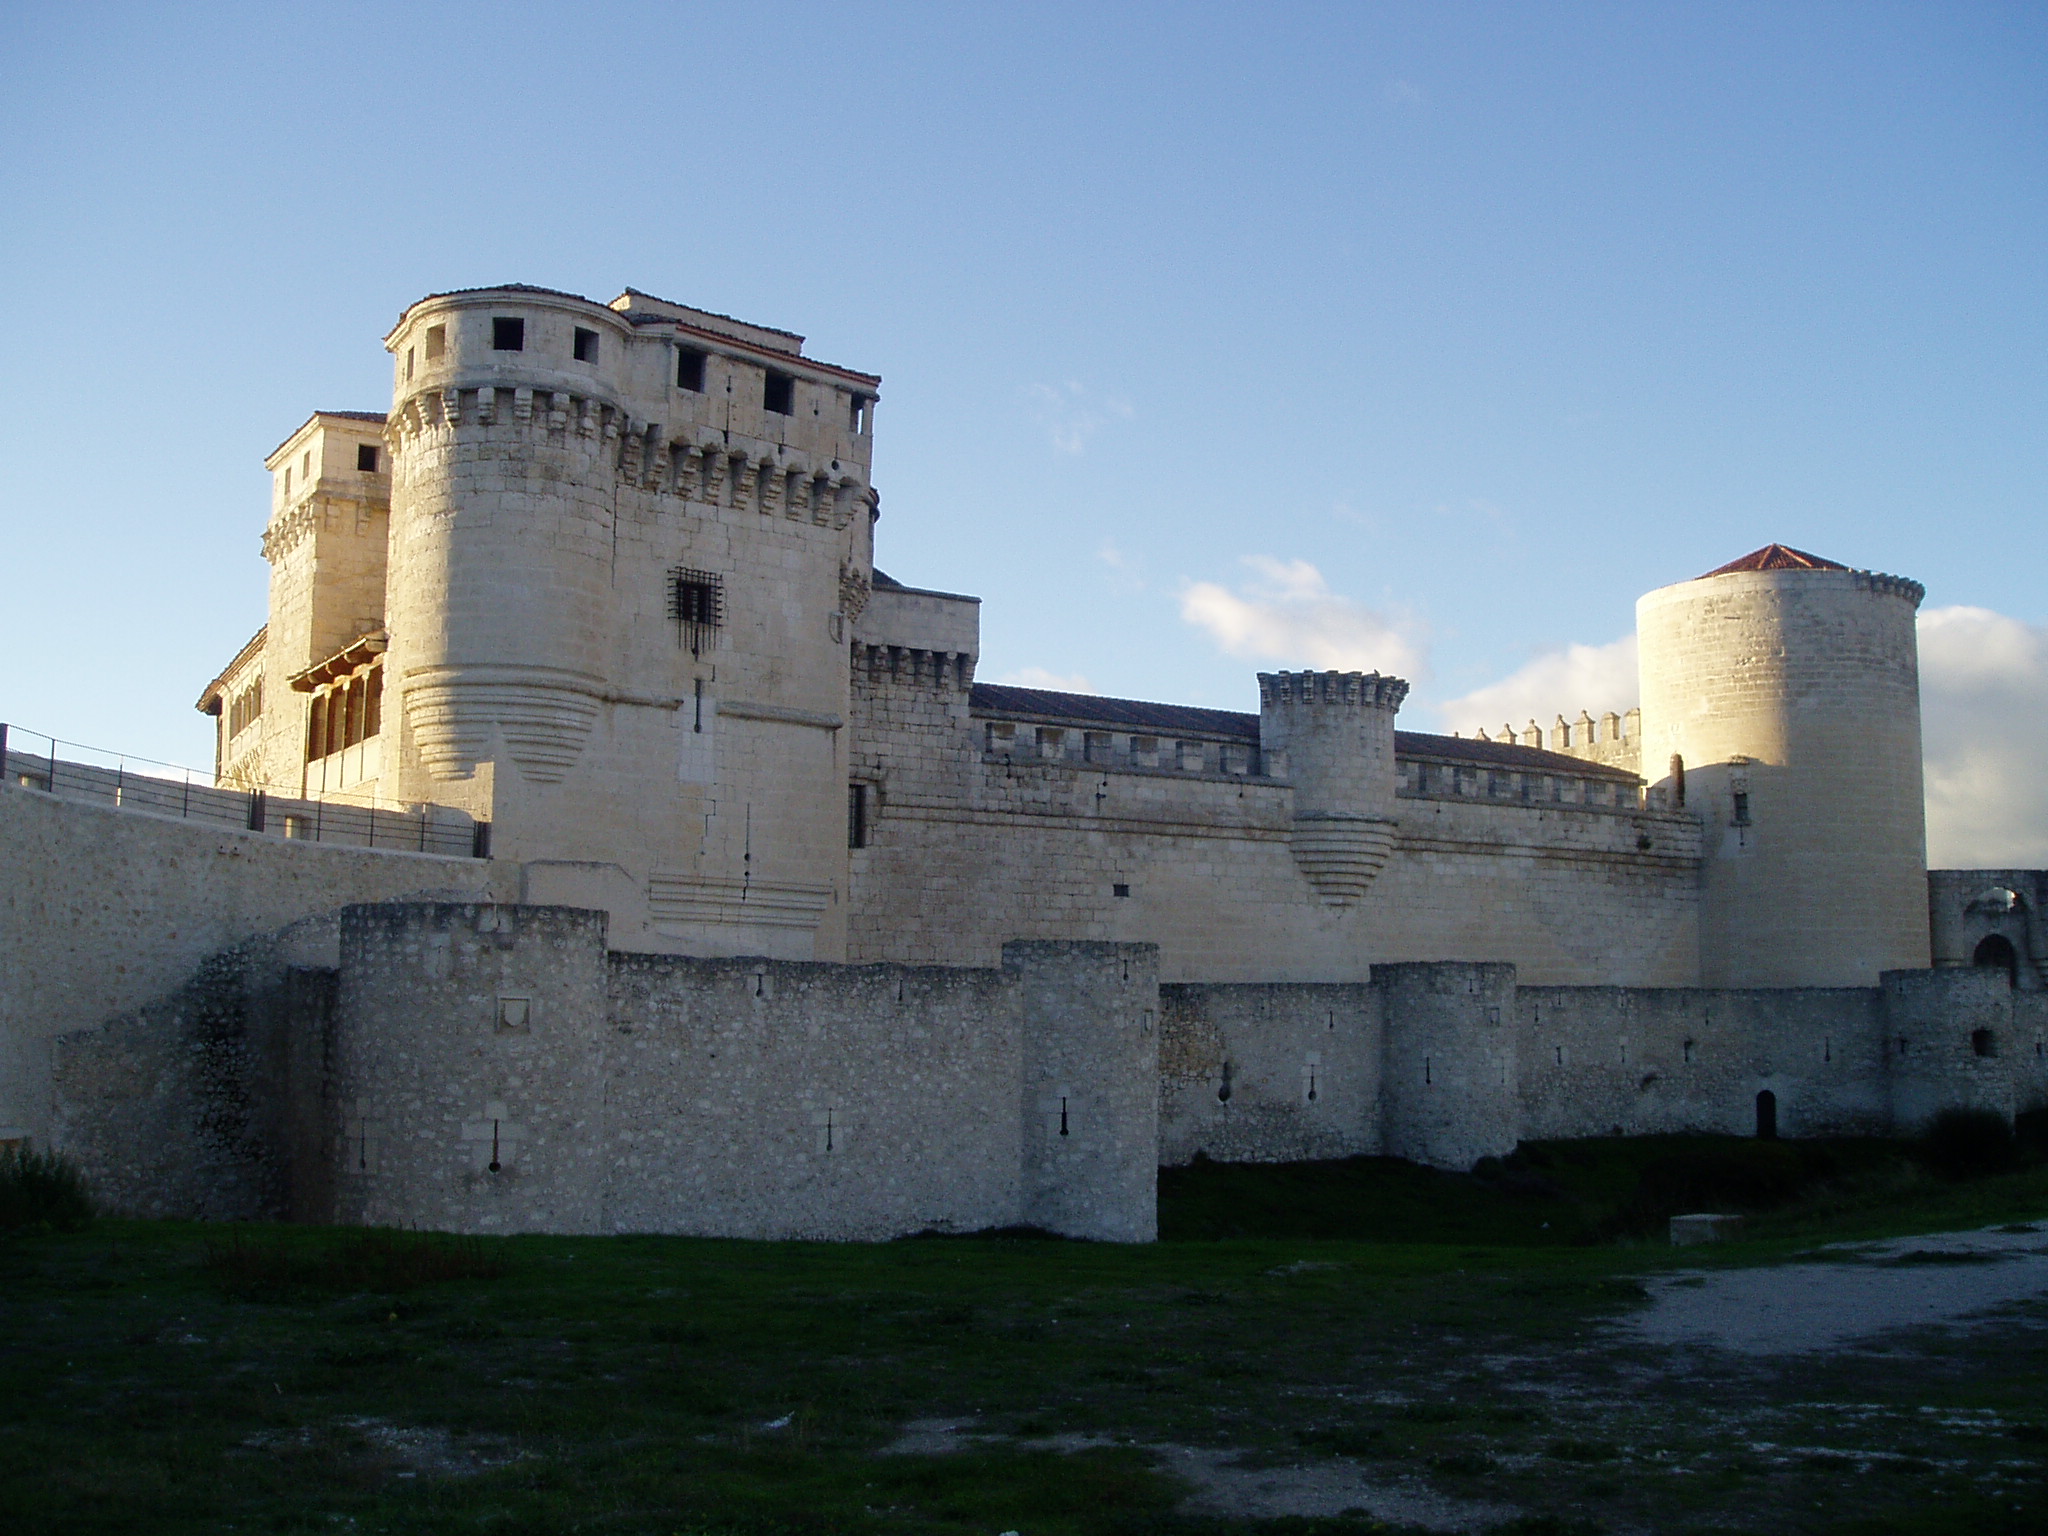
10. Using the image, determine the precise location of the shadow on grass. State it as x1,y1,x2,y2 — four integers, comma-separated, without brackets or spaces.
202,1226,510,1298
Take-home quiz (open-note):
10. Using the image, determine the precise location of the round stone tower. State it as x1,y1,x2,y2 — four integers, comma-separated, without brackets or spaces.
1258,670,1408,905
1635,544,1928,987
382,288,633,797
377,284,882,959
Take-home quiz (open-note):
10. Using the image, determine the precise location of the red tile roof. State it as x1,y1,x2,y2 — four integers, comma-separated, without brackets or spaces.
1698,544,1847,578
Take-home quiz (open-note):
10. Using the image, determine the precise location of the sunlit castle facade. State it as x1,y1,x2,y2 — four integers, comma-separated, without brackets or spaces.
5,283,2035,1242
195,286,1967,995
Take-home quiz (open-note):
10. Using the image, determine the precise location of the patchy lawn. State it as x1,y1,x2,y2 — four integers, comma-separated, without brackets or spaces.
4,1139,2047,1535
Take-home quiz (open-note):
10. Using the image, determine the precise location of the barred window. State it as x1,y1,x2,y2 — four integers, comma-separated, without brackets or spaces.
669,568,724,656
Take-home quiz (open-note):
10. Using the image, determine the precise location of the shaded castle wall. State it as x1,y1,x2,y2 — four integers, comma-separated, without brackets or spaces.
1157,983,1380,1166
2,782,494,1162
326,903,1158,1241
1159,962,2048,1170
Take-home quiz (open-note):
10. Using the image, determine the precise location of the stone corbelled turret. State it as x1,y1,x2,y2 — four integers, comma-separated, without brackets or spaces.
1258,670,1409,905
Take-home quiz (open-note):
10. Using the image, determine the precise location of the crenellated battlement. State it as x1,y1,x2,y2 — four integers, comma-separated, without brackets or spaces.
1258,670,1410,711
1854,570,1926,607
855,644,975,692
384,385,872,530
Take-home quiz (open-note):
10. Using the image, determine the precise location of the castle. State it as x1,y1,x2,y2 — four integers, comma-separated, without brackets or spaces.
2,283,2042,1240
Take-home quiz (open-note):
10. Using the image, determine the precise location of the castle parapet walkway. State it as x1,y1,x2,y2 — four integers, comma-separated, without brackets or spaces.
0,723,486,860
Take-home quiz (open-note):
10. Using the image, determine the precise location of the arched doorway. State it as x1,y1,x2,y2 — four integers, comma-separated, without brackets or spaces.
1755,1089,1777,1140
1974,933,2020,987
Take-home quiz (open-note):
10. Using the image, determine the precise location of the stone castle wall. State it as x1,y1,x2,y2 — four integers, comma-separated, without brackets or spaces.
1157,961,2048,1171
0,782,494,1196
847,658,1702,985
326,903,1159,1241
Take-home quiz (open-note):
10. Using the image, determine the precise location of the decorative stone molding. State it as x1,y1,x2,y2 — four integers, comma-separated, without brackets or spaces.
1288,813,1398,905
1257,670,1410,711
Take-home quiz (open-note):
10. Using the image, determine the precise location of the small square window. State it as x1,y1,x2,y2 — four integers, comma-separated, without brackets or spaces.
1113,883,1131,898
425,323,446,360
763,370,795,415
492,316,525,351
676,347,706,391
573,327,599,363
356,444,379,473
669,567,724,656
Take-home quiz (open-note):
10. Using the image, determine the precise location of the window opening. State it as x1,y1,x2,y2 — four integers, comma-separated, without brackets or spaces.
1058,1096,1070,1137
492,316,525,351
404,347,414,381
676,347,706,391
1112,882,1130,898
356,443,379,473
1755,1089,1777,1140
763,370,794,415
668,568,724,656
1732,791,1751,826
425,323,446,360
573,327,599,363
848,783,869,849
1972,1028,1998,1058
1670,754,1686,808
1216,1061,1233,1103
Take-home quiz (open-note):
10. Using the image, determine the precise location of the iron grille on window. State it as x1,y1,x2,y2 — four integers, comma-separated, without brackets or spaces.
669,568,724,655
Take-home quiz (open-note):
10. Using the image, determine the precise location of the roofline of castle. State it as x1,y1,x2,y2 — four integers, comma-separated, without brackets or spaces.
264,410,389,466
382,284,881,389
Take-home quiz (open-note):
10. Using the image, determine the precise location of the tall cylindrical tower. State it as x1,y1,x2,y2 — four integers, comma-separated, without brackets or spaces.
1258,670,1407,905
1636,545,1928,987
383,290,631,798
376,285,882,960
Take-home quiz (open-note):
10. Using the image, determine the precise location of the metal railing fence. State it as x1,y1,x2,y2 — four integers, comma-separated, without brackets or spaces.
0,722,488,859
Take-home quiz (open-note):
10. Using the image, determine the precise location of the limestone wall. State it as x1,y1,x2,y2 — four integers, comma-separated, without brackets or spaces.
1158,983,1379,1166
0,781,493,1176
1156,961,2039,1172
846,680,1701,986
325,902,1159,1240
1516,986,1887,1140
1637,567,1929,986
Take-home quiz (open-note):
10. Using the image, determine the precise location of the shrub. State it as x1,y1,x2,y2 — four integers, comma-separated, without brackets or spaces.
1920,1108,2017,1179
1601,1139,1826,1236
0,1145,91,1231
0,1143,94,1232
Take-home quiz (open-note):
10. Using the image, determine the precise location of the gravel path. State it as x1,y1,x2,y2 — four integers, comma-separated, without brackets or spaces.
1620,1221,2048,1354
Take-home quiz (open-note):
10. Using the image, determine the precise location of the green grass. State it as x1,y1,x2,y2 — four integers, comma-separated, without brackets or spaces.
3,1137,2046,1535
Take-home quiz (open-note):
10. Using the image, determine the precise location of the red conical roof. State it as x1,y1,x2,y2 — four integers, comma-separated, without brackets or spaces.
1698,544,1848,579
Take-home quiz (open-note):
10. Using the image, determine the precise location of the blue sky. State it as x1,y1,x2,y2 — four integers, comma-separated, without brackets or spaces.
2,2,2043,860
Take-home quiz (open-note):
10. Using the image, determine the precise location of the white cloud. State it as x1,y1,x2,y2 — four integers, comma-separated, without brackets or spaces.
1024,381,1132,455
1918,605,2048,868
993,666,1096,694
1179,557,1425,678
1435,635,1639,740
